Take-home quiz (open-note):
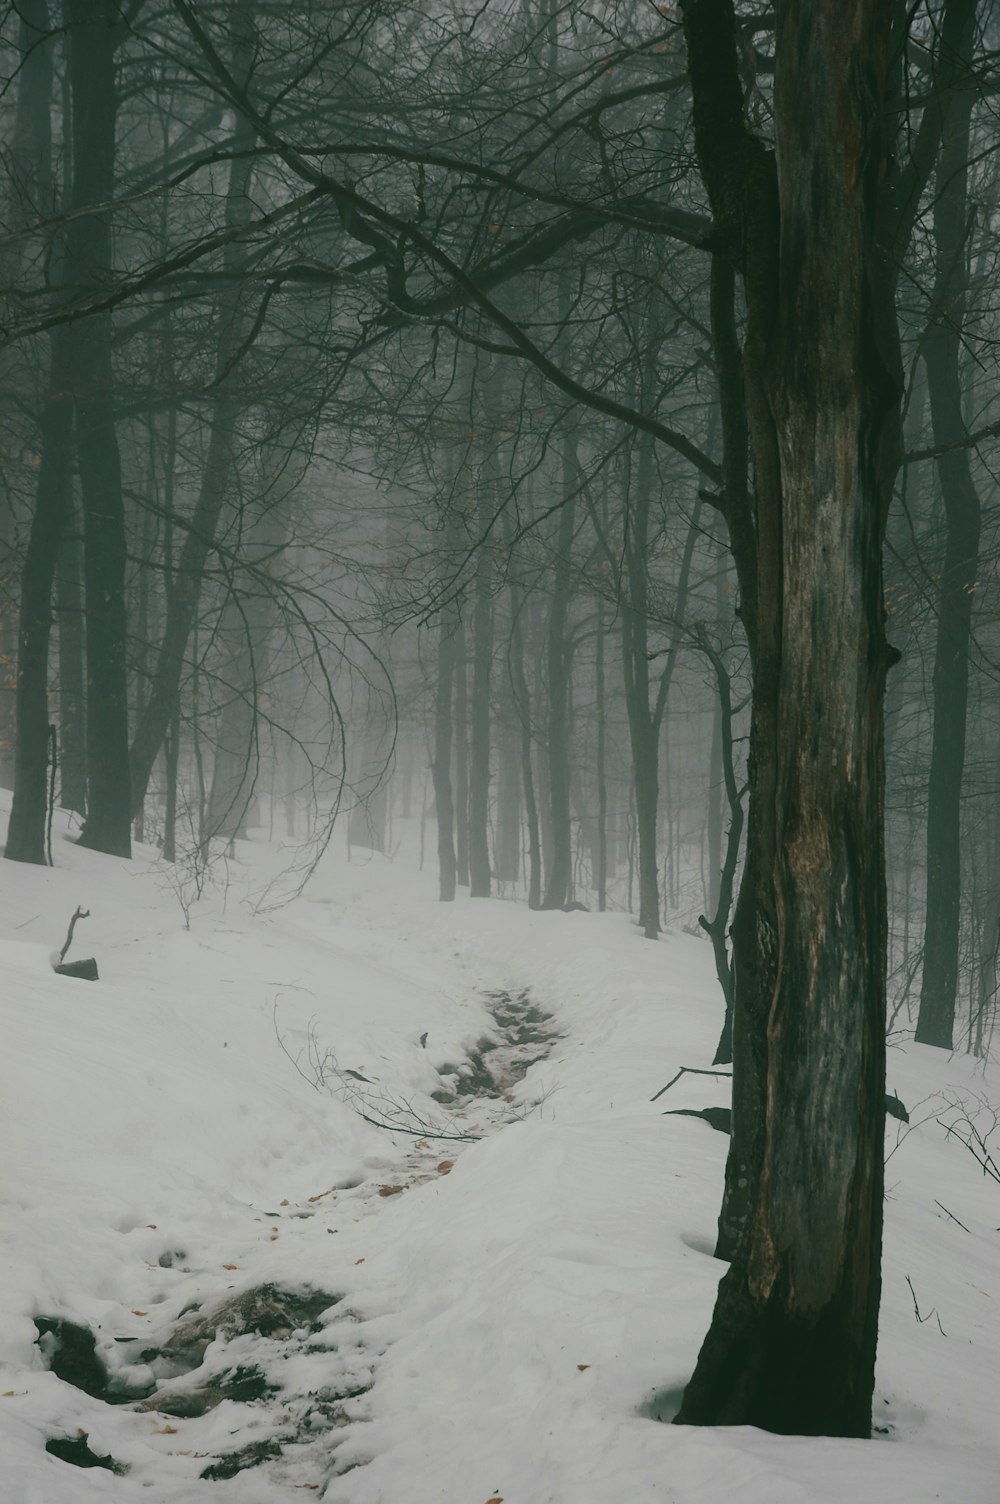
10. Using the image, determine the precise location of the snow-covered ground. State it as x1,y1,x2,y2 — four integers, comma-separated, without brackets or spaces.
2,796,999,1503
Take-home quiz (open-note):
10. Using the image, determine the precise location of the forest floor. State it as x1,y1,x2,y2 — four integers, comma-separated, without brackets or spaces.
2,794,1000,1502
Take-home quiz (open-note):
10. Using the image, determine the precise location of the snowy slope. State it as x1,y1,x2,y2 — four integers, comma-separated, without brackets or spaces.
1,798,999,1503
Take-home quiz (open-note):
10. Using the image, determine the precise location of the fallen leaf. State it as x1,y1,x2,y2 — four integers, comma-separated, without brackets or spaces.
222,1263,238,1270
327,1228,338,1234
436,1160,454,1175
131,1310,148,1317
377,1184,405,1197
2,1390,21,1397
308,1186,336,1202
577,1364,590,1371
270,1232,280,1240
354,1258,365,1265
146,1224,157,1229
415,1139,430,1148
485,1497,504,1503
293,1486,320,1491
154,1424,178,1435
279,1198,289,1206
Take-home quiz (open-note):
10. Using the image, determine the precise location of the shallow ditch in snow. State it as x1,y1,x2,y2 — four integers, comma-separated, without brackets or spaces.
35,988,559,1489
431,989,559,1106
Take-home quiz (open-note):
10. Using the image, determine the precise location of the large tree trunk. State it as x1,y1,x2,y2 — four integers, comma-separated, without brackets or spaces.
915,6,980,1051
676,0,898,1437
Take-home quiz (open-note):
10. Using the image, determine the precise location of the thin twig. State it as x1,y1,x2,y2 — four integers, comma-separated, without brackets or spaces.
934,1200,970,1232
272,1000,481,1141
905,1275,947,1336
59,906,91,965
351,1108,482,1142
650,1065,732,1103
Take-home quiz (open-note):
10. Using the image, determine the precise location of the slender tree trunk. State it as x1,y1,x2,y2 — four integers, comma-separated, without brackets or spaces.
4,0,65,859
206,617,263,842
432,610,458,901
162,704,180,862
0,0,55,792
541,432,578,910
129,14,257,816
5,333,74,863
467,524,493,897
494,690,521,884
56,508,87,817
694,628,745,1067
0,512,17,792
619,407,661,937
916,7,980,1050
454,621,470,885
509,595,542,909
69,0,131,857
595,600,608,912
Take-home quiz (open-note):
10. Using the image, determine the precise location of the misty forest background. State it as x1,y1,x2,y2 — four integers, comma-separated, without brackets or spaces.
2,0,1000,1441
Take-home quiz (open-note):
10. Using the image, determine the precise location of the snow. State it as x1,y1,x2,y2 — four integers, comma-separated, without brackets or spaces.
2,798,999,1502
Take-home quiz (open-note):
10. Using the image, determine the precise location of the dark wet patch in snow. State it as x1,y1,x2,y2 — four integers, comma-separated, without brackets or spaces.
45,1431,126,1473
35,1284,373,1484
431,989,558,1104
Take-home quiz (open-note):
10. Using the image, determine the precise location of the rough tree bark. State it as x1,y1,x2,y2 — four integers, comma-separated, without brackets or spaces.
675,0,900,1436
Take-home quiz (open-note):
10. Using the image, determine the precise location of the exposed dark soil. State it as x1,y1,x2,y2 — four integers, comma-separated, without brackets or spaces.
34,1318,110,1400
35,1283,348,1478
199,1437,284,1481
45,1432,124,1472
